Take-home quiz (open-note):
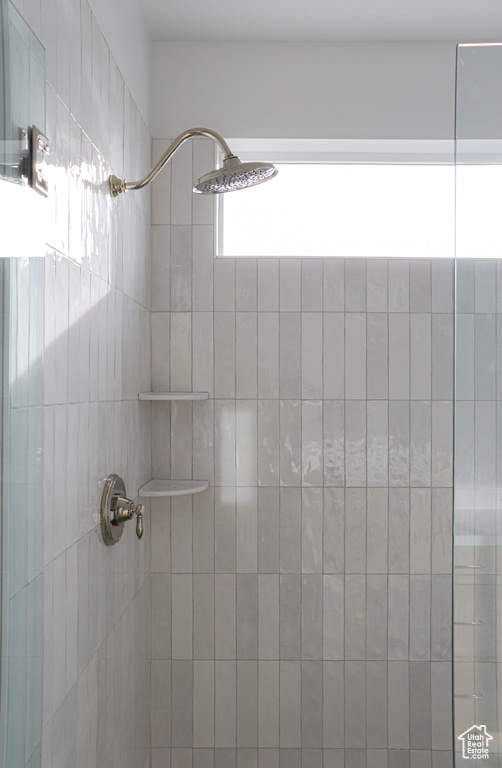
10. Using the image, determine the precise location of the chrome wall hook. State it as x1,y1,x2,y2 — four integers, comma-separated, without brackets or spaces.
100,474,144,545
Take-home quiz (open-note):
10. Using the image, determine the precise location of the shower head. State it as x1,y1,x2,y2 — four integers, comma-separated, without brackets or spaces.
108,127,278,198
194,155,278,194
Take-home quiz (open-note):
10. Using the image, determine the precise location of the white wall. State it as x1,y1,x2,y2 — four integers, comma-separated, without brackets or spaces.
88,0,151,126
152,41,457,140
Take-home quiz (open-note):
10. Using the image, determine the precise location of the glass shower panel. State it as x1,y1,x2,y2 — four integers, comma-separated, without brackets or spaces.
454,43,502,767
0,3,45,767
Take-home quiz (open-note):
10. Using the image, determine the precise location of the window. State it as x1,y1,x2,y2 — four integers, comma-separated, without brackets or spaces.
216,139,456,259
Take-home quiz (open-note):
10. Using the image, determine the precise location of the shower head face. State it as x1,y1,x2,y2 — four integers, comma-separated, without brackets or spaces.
193,156,278,194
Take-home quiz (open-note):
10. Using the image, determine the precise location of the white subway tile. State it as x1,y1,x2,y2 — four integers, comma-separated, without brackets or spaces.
388,576,410,660
215,400,236,486
323,575,344,660
215,574,236,660
366,575,388,660
279,662,301,747
193,399,215,484
432,314,453,400
194,577,215,659
322,260,344,311
171,574,193,659
237,487,258,572
323,488,344,574
171,495,193,573
302,488,323,573
171,401,193,480
258,576,279,659
237,662,258,746
367,313,388,399
193,226,214,311
323,313,344,399
389,401,410,486
301,661,323,746
236,313,258,398
214,312,235,398
475,259,497,313
258,400,280,486
344,662,366,747
301,259,323,311
302,313,323,398
280,400,302,487
152,573,171,660
367,260,388,312
345,313,366,399
151,312,170,390
236,260,258,311
193,311,214,396
255,488,279,575
323,663,344,748
301,400,323,487
152,226,171,312
388,260,410,312
257,260,279,311
345,401,366,487
366,489,388,574
280,313,301,399
280,259,301,311
410,314,431,400
279,489,302,574
214,258,236,310
323,401,344,487
236,401,258,486
389,314,410,400
170,226,192,311
344,575,366,660
193,488,215,573
366,662,388,748
431,260,453,313
367,401,388,487
345,260,367,312
215,487,236,572
258,662,279,746
410,401,431,487
258,314,279,398
388,662,410,749
410,576,431,661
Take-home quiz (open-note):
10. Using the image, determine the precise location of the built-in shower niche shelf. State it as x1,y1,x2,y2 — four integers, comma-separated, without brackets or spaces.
138,479,209,497
138,392,209,401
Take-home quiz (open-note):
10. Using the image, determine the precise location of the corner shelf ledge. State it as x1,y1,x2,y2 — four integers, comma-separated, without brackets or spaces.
138,479,209,497
138,392,209,401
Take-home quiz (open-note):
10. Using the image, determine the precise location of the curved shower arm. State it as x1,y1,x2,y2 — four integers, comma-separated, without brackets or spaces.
109,127,235,197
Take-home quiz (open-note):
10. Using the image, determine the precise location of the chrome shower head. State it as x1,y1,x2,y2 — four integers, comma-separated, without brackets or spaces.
194,155,278,194
108,128,278,198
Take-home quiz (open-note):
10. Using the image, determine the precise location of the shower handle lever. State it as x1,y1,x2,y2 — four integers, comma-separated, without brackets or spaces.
100,474,144,545
112,495,144,539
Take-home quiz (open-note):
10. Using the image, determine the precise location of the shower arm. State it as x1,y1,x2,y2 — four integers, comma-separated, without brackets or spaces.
109,127,235,197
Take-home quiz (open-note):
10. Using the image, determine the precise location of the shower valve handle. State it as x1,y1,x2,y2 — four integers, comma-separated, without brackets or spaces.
111,494,144,539
100,475,145,546
135,505,144,539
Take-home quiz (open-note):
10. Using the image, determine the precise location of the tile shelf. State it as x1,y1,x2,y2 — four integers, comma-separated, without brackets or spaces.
138,479,209,497
138,392,209,401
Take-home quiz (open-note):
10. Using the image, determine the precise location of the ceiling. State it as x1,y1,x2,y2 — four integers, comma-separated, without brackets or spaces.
138,0,502,42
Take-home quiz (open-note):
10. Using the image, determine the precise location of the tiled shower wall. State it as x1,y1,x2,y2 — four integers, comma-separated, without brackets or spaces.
10,1,153,766
150,138,454,768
